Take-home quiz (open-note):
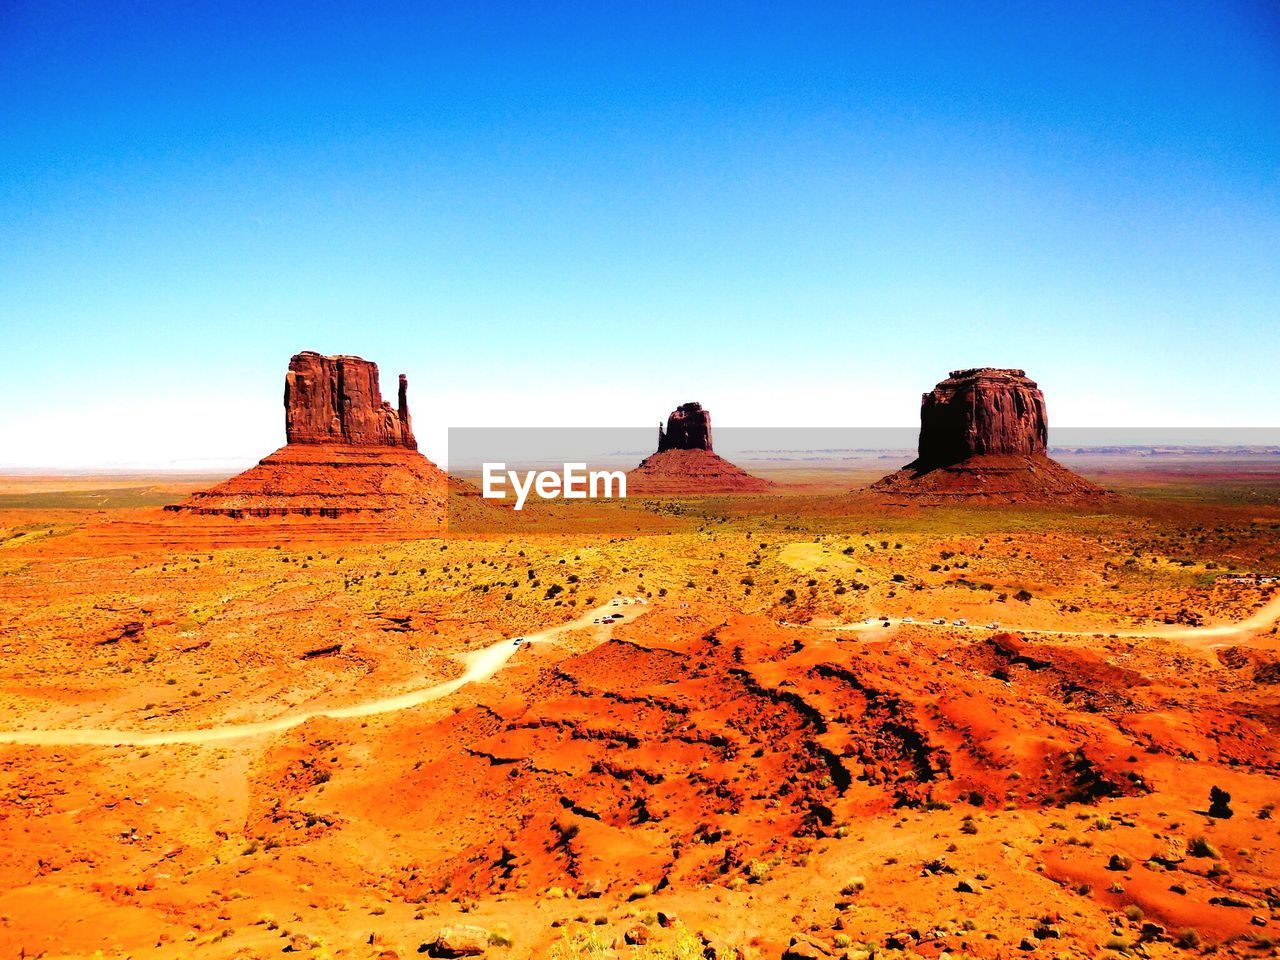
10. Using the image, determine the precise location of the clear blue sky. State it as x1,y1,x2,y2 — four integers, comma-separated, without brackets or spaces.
2,1,1277,467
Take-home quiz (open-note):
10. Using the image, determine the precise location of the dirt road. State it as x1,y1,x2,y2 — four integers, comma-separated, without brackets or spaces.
828,590,1280,645
0,598,644,747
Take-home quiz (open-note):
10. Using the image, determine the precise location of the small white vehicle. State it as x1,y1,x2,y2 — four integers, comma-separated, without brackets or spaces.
902,617,914,623
513,637,524,645
933,617,946,625
952,619,967,626
985,622,999,630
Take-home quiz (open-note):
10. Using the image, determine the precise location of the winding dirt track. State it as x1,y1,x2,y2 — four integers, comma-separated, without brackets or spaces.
0,599,642,748
827,591,1280,646
3,588,1275,750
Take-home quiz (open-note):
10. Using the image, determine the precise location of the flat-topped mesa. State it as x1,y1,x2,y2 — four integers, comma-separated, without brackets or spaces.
870,366,1106,503
284,351,416,449
917,368,1047,468
657,402,713,453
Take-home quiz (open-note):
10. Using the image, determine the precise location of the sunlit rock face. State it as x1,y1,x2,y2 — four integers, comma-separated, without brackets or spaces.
284,351,416,449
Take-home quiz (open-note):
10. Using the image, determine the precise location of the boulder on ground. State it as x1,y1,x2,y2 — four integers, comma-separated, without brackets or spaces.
430,925,489,957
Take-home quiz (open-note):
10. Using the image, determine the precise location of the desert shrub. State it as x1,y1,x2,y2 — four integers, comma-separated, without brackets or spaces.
839,877,866,896
744,859,771,883
1187,836,1220,858
547,927,611,959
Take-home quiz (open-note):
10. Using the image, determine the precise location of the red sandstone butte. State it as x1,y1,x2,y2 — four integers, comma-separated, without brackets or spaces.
657,401,713,453
628,402,772,494
168,352,451,520
872,368,1105,503
284,351,416,449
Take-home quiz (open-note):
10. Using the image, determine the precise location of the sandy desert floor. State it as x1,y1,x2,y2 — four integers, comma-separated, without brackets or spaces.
0,468,1278,959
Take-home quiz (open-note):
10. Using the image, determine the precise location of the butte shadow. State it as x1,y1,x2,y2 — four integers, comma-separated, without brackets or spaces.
870,368,1107,504
626,401,773,495
168,351,470,524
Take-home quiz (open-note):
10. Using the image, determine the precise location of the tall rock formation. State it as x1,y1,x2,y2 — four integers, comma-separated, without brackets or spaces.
168,351,457,521
629,402,771,494
657,402,713,453
284,351,416,449
917,369,1047,467
872,368,1104,503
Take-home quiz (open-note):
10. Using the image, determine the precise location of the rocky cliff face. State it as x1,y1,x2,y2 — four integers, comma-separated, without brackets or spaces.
916,368,1047,468
284,351,416,449
657,402,713,453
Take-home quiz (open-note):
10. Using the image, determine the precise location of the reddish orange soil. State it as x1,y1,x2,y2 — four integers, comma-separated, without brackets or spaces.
0,474,1278,959
167,444,455,521
871,455,1108,505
